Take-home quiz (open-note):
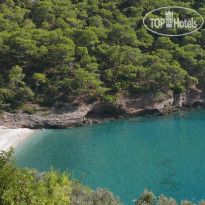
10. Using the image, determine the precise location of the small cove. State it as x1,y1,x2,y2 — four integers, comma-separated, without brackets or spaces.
15,110,205,204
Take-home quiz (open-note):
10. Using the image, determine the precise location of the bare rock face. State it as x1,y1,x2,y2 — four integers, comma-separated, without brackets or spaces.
0,88,204,129
0,104,92,129
173,86,203,107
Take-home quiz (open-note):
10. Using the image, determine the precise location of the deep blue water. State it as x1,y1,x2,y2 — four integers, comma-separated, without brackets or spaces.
15,110,205,204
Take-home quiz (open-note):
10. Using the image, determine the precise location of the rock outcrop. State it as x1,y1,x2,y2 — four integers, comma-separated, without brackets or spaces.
0,87,204,129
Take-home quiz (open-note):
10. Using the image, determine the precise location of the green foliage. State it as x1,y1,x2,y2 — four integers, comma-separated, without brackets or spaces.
0,0,204,110
9,65,25,90
0,149,122,205
33,73,46,86
1,150,205,205
134,189,156,205
0,149,72,205
70,182,122,205
155,92,169,102
158,195,177,205
23,106,37,115
0,148,39,205
134,191,205,205
102,95,118,103
37,169,72,204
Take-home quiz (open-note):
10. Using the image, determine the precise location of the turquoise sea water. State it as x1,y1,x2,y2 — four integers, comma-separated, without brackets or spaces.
15,110,205,204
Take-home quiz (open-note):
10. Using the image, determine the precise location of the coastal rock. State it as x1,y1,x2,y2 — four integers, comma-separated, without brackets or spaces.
0,88,204,129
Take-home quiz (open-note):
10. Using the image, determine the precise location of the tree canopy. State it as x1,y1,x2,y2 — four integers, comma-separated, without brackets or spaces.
0,0,204,110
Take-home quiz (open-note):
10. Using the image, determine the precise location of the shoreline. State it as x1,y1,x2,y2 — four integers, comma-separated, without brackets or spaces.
0,107,204,151
0,128,37,151
0,88,204,129
0,106,204,130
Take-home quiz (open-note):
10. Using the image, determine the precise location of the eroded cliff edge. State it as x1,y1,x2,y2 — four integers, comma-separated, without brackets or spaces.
0,87,205,129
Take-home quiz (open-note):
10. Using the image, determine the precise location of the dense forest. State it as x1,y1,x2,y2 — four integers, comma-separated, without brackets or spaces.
0,0,204,111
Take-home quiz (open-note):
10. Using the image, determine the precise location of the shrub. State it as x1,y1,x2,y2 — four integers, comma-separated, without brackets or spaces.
23,107,37,115
134,189,156,205
70,181,122,205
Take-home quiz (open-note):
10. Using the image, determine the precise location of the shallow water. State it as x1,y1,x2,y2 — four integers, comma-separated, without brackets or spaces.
15,110,205,204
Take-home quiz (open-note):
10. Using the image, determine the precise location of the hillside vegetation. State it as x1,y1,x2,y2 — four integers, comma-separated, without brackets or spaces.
1,149,205,205
0,0,204,111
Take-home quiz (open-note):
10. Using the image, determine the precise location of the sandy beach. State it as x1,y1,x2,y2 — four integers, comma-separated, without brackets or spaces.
0,127,36,151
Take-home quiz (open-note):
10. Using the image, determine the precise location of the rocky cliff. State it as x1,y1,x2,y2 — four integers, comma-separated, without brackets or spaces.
0,87,204,129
